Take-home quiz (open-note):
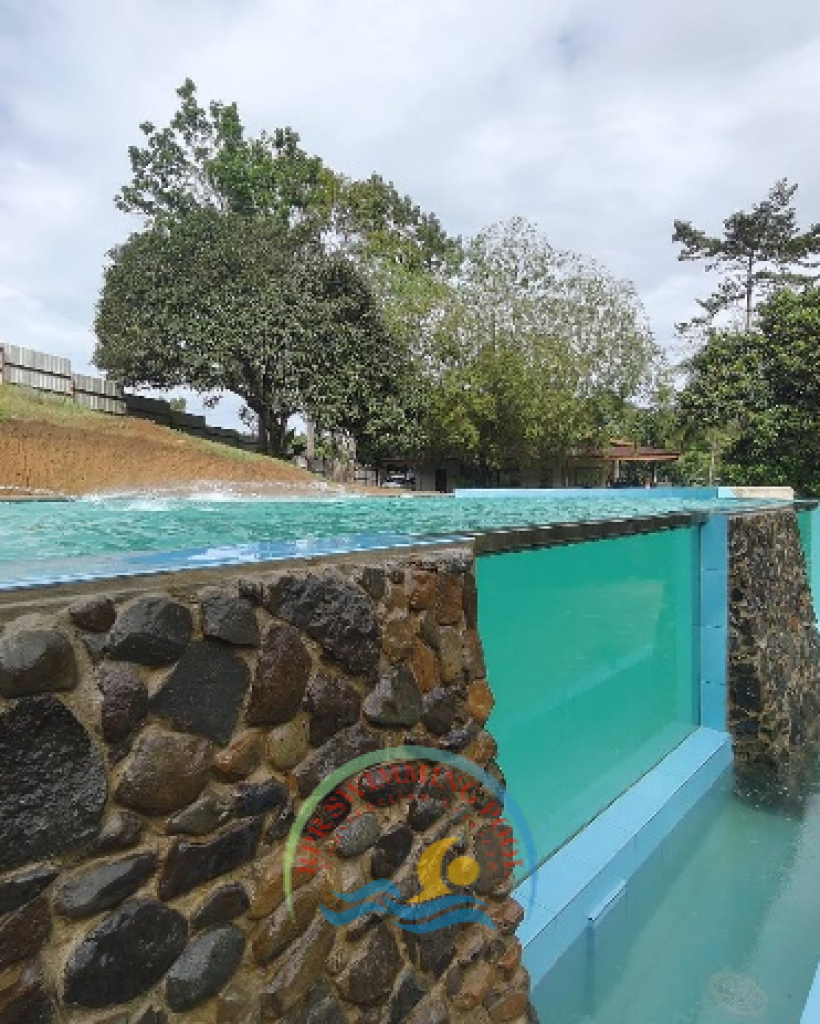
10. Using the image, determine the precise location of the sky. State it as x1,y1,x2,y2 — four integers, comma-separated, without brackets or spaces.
2,0,820,428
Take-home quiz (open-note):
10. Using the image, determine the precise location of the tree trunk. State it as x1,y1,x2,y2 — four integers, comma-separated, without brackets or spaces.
745,255,755,331
256,408,290,458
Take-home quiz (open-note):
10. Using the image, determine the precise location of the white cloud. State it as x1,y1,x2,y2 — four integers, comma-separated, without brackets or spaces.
1,0,820,427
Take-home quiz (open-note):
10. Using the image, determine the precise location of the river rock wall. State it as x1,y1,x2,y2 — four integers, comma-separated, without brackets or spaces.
0,549,533,1024
728,510,820,796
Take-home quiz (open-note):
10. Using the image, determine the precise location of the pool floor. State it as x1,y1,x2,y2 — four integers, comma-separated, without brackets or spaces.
534,768,820,1023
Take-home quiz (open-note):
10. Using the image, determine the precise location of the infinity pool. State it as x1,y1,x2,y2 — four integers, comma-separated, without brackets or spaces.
0,493,781,565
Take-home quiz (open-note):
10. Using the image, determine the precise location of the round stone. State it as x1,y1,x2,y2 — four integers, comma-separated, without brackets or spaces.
0,696,106,871
115,730,212,816
64,899,188,1008
166,925,246,1011
267,715,309,771
334,812,381,857
0,618,77,698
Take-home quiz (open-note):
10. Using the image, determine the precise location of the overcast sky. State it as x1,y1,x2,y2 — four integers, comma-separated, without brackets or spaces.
2,0,819,427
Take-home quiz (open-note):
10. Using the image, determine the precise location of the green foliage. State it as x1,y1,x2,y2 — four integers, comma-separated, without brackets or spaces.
101,80,453,458
94,212,415,457
673,179,820,334
419,219,661,480
678,286,820,494
116,79,330,231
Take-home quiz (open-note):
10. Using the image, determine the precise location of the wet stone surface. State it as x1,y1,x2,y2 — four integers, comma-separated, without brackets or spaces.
333,812,381,857
91,811,144,854
336,924,401,1006
0,619,77,698
0,893,52,971
294,723,379,798
150,640,250,746
363,666,423,727
159,816,264,901
54,853,157,919
63,899,188,1008
0,959,56,1024
166,794,233,836
200,588,260,646
107,596,192,666
0,864,59,915
96,662,148,743
214,729,264,781
0,696,107,871
68,595,116,633
267,716,309,771
115,730,212,816
421,687,458,735
246,621,311,727
263,916,335,1016
305,675,362,746
408,796,449,832
278,977,350,1024
166,924,246,1011
370,824,414,879
191,883,250,931
268,570,380,677
252,885,319,965
233,778,289,817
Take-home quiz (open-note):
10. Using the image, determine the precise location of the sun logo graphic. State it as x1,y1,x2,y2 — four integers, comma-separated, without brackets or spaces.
321,837,493,933
283,745,538,936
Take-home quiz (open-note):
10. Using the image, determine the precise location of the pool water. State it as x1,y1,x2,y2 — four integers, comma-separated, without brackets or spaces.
533,767,820,1024
0,493,781,565
480,529,699,866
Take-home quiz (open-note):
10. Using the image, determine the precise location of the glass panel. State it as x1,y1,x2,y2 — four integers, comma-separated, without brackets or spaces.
478,528,699,866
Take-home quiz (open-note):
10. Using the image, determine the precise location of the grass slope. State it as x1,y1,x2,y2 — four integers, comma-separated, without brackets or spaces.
0,385,323,496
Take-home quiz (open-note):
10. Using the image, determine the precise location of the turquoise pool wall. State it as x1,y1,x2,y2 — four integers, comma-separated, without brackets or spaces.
798,507,820,624
478,525,700,864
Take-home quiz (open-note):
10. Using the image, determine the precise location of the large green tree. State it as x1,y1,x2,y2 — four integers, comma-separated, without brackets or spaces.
101,79,457,457
94,212,417,457
421,219,661,482
673,179,820,334
678,286,820,493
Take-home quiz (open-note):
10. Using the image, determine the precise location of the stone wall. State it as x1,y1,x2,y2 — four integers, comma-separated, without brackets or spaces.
728,510,820,796
0,548,534,1024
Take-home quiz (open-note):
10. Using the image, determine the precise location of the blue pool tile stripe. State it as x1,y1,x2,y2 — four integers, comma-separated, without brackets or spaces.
699,515,729,731
515,727,732,980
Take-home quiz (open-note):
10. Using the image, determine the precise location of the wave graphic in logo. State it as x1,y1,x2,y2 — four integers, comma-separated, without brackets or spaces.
320,880,494,934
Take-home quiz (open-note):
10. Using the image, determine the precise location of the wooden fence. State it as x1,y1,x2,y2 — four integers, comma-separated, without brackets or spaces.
0,342,257,451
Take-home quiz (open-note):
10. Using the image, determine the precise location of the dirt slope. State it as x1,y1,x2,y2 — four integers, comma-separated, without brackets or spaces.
0,387,337,497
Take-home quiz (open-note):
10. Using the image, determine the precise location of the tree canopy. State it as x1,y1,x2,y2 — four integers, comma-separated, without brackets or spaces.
673,178,820,334
419,219,661,482
678,286,820,494
94,212,418,457
98,79,457,457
